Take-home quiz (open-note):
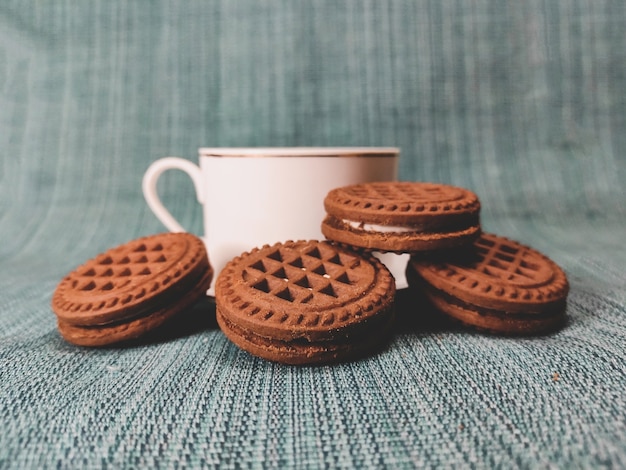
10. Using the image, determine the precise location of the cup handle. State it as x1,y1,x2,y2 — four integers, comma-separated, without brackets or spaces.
142,157,204,233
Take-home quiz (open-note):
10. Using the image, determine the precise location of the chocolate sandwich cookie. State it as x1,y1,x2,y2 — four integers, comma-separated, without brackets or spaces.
321,181,481,253
406,233,569,335
52,232,213,346
215,240,395,365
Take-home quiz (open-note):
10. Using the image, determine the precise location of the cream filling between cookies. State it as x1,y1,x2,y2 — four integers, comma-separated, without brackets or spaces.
342,219,416,233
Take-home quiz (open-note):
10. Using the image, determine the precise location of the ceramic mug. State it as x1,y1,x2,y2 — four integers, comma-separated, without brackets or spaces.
142,147,405,294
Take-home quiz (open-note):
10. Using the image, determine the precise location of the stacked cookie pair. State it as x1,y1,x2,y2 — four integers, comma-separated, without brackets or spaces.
321,182,569,336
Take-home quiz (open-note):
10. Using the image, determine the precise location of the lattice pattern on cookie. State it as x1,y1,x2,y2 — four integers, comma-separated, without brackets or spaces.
217,241,395,331
330,182,479,214
420,233,568,302
72,239,197,297
71,242,173,293
53,233,208,321
241,242,366,307
471,236,552,285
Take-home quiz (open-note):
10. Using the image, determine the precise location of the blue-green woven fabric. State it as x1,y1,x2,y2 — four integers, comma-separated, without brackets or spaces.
1,1,625,468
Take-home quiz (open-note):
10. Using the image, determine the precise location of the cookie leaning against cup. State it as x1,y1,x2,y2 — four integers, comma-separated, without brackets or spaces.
215,240,395,365
52,232,213,346
321,181,481,253
406,233,569,335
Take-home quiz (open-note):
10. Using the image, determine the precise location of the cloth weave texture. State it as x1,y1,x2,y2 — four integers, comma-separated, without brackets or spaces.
1,1,625,468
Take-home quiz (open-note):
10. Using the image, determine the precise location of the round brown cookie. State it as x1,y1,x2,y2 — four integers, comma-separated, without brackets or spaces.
215,240,395,365
52,232,213,346
406,233,569,335
321,181,481,253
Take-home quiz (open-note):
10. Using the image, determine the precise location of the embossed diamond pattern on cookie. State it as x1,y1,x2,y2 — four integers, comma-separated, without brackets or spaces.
53,233,207,324
241,242,372,308
69,239,197,301
470,236,553,286
420,233,569,303
439,234,555,292
326,182,481,216
74,242,169,293
345,182,470,206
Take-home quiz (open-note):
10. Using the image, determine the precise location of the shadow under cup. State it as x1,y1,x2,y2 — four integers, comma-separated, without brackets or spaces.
142,147,407,295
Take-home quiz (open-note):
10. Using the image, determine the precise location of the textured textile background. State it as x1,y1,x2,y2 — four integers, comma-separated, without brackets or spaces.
1,1,625,468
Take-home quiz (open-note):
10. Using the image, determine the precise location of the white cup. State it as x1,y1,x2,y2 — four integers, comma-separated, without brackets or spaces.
142,147,406,294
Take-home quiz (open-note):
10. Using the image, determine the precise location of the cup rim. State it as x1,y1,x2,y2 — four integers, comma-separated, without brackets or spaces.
198,147,400,157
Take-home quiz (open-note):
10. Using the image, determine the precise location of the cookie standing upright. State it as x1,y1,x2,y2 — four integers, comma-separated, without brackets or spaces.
52,232,213,346
406,233,569,335
215,240,396,365
322,182,481,253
